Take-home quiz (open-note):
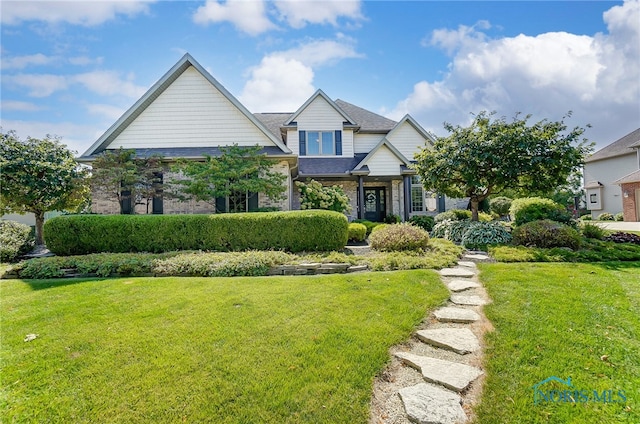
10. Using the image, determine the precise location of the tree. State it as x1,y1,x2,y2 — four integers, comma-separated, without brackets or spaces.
413,111,593,221
0,130,89,245
171,144,287,212
133,155,164,214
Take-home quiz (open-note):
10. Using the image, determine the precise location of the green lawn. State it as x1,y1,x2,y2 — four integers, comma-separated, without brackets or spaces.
0,270,449,423
475,262,640,423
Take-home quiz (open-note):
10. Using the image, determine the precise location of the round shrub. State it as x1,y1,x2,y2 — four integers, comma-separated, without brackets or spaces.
581,223,605,240
352,219,381,236
434,209,471,223
512,219,582,249
408,215,435,232
461,221,512,250
370,223,389,234
580,214,592,221
597,212,614,221
430,219,453,239
348,223,367,242
614,213,624,222
447,220,477,244
0,220,35,262
369,223,430,252
510,197,573,226
490,196,513,217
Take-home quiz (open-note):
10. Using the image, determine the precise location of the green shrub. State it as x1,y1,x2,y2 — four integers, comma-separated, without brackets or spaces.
478,212,494,222
510,197,573,226
154,251,293,277
370,223,389,234
431,219,453,239
352,219,381,236
461,222,512,250
580,214,592,221
383,214,401,224
581,223,605,240
0,220,34,262
614,213,624,221
348,223,367,242
447,220,477,243
296,179,351,213
490,196,513,217
434,209,471,223
44,211,348,255
597,212,614,221
512,219,582,250
603,232,640,245
369,223,430,252
408,215,435,232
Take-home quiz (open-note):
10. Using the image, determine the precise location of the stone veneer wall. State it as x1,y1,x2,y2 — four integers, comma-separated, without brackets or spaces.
620,182,640,221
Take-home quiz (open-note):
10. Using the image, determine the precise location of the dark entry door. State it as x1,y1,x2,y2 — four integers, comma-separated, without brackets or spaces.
364,187,386,222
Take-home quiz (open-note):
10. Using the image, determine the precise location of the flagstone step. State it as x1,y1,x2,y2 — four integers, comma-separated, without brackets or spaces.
395,351,484,392
439,268,476,278
416,328,480,355
457,261,477,268
434,307,480,323
447,279,480,292
463,253,490,261
450,294,487,306
399,383,467,424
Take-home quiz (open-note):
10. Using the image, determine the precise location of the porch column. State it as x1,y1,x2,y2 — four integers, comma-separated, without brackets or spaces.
358,176,365,219
403,176,411,221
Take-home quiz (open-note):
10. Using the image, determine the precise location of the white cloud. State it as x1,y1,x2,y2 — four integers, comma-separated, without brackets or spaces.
0,53,56,70
1,0,155,26
86,103,127,120
73,71,148,98
239,37,362,111
193,0,277,36
390,0,640,147
274,0,363,29
0,119,101,155
4,73,69,97
69,56,104,66
1,100,45,112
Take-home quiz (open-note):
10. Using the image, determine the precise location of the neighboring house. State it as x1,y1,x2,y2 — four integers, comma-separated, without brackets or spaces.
583,128,640,221
79,53,441,221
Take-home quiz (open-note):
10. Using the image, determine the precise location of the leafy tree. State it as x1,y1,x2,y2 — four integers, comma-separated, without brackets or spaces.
413,111,593,221
171,144,287,212
296,179,351,213
133,155,165,214
0,130,89,245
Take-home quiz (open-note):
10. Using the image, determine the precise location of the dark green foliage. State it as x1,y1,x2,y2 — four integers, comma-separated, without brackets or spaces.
44,211,348,255
434,209,471,223
489,196,512,217
509,197,573,226
0,220,34,262
369,223,430,251
461,221,512,250
348,223,367,242
447,220,477,243
512,219,582,249
352,219,381,236
604,232,640,245
597,212,614,221
491,239,640,262
383,214,401,224
581,223,605,239
408,215,435,232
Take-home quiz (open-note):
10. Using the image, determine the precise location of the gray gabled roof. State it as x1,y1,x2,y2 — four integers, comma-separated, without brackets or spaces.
334,99,397,133
585,127,640,163
253,113,291,142
299,154,368,177
81,53,291,158
614,169,640,184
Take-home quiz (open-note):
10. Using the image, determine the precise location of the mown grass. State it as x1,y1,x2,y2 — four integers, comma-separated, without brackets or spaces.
475,262,640,423
1,270,449,423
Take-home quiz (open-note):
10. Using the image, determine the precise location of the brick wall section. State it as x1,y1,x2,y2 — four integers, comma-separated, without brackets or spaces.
620,182,640,221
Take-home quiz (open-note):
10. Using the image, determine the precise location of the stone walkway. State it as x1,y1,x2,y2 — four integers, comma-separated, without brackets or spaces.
370,252,493,424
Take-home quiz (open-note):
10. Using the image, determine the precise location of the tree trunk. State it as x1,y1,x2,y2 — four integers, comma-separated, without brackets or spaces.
470,198,480,221
34,211,45,246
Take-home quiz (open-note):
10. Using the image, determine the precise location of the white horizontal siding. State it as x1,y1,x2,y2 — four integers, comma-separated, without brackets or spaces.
107,66,275,149
366,145,403,176
353,133,385,154
386,121,430,160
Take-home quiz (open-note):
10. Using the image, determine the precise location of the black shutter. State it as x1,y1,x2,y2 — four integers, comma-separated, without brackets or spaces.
152,172,163,214
248,192,259,212
299,130,306,156
335,130,342,155
121,190,132,214
215,197,227,213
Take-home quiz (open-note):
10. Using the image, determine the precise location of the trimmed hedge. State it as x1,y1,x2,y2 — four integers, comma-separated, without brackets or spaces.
509,197,573,226
348,223,367,242
44,210,349,255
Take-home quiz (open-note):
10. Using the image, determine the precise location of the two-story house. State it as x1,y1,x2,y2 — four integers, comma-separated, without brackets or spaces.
79,53,443,221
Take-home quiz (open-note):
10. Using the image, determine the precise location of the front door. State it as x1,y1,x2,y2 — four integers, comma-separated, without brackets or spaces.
364,187,386,222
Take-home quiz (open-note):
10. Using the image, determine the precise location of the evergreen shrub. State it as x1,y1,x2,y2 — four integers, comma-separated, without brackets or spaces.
0,220,34,262
510,197,573,226
512,219,582,249
369,223,430,251
348,223,367,242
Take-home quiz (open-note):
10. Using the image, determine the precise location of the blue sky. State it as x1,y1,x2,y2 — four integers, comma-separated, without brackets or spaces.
1,0,639,156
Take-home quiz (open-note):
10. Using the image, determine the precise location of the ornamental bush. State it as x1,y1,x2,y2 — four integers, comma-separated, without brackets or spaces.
581,223,605,240
603,232,640,245
44,210,349,255
296,179,351,213
510,197,573,226
597,212,614,221
614,213,624,221
0,220,35,262
352,219,381,236
489,196,513,218
431,219,453,239
434,209,471,223
447,220,477,243
461,221,512,250
512,219,582,250
369,223,430,252
348,223,367,242
408,215,435,232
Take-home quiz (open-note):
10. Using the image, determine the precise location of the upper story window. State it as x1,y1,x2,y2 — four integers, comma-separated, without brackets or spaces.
299,130,342,156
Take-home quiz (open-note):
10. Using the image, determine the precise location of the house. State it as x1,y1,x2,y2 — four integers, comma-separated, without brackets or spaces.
583,128,640,221
79,53,442,221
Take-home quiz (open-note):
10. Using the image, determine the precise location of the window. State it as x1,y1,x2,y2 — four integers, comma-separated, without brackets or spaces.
410,176,437,213
215,191,259,213
299,130,342,156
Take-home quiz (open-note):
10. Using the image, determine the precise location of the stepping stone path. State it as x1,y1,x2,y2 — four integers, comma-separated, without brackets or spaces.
370,251,492,424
